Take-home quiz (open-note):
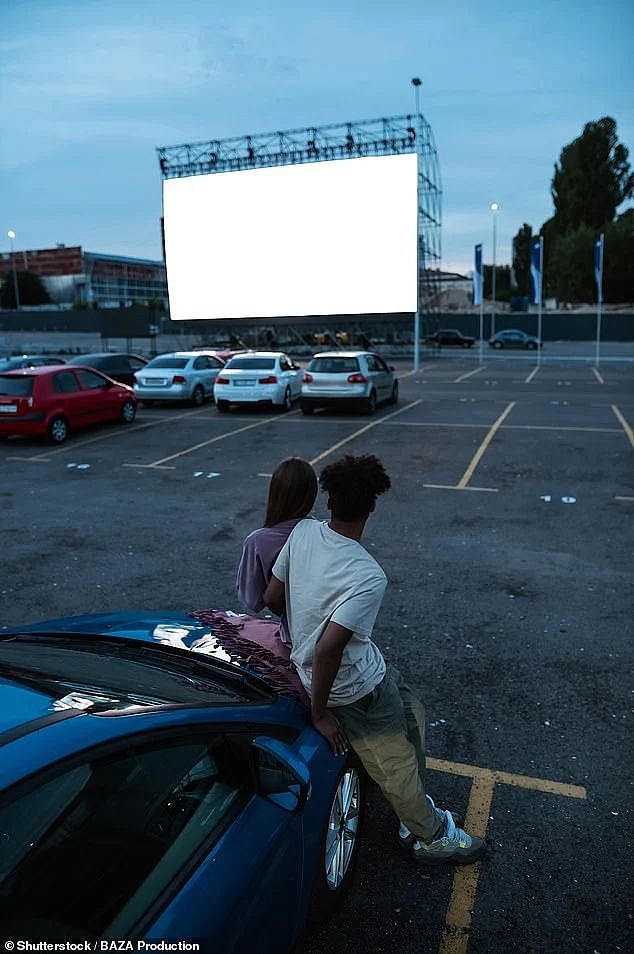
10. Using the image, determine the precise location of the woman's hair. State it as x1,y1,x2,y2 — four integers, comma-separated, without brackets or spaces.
264,457,318,527
319,454,391,521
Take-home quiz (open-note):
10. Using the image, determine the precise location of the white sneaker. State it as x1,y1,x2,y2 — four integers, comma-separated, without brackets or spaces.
411,811,485,866
398,796,464,849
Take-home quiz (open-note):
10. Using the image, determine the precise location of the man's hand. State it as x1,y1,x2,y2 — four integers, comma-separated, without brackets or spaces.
311,709,349,756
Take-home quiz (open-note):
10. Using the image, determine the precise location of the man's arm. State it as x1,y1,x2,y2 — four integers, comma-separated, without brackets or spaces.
263,574,285,617
310,620,353,756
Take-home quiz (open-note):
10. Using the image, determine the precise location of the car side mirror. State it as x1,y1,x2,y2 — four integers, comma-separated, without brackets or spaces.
251,736,311,813
389,365,395,371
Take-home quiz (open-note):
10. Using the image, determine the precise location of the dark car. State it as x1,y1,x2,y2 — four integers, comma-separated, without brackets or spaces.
0,611,365,951
426,329,475,348
0,354,66,371
489,329,542,350
0,366,137,443
68,352,148,386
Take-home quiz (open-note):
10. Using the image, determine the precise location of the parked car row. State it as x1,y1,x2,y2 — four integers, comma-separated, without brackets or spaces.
425,328,543,350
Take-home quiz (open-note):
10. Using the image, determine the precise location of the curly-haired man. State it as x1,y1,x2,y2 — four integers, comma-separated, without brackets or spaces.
264,453,484,866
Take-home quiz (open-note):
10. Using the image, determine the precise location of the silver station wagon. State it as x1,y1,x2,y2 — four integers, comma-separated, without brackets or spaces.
300,351,398,415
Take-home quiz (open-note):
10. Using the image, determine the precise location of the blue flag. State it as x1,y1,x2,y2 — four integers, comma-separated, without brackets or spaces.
473,244,483,306
594,234,604,304
530,238,542,305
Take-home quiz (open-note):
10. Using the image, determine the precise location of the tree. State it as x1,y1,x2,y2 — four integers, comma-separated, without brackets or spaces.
547,227,595,302
0,270,52,308
511,224,533,298
551,117,634,233
604,209,634,303
483,265,512,302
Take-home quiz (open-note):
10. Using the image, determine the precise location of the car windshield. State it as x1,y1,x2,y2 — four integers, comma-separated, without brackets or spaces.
145,357,189,369
0,636,271,710
226,357,276,370
0,375,34,396
308,357,360,373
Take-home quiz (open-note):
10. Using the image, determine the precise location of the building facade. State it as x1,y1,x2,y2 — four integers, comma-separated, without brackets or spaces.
0,245,167,309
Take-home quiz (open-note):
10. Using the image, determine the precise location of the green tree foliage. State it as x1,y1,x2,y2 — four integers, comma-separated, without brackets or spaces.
604,209,634,303
0,271,52,308
483,265,512,302
511,224,533,297
518,118,633,301
551,118,634,234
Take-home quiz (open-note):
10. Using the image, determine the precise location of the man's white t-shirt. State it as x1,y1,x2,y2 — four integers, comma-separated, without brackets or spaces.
272,519,387,705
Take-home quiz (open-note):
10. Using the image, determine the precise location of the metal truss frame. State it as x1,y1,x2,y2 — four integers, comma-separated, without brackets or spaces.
158,114,442,337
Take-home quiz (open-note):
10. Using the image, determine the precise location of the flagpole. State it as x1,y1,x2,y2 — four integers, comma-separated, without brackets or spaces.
595,233,604,368
537,236,543,366
479,288,484,364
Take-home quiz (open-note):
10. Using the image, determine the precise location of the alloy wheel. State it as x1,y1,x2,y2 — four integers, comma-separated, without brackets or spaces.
324,767,361,890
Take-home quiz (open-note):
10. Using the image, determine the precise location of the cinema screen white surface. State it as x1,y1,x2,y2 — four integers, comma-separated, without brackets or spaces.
163,153,418,321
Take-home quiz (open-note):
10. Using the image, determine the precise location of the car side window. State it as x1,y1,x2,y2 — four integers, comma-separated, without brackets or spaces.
366,356,379,372
193,357,207,370
77,369,108,390
0,736,249,938
279,356,292,372
53,371,81,394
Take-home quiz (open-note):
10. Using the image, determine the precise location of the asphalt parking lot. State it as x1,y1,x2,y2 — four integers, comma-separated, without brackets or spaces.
2,348,632,954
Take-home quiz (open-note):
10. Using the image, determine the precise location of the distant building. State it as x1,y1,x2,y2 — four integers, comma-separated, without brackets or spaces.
0,244,167,309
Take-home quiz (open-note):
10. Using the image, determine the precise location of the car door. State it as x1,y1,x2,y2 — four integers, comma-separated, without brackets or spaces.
51,368,96,428
365,355,387,400
75,368,119,421
0,728,304,952
371,354,393,401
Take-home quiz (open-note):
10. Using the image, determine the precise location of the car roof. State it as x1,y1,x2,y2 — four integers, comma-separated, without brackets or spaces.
69,352,145,360
312,351,371,358
227,351,285,358
0,365,66,376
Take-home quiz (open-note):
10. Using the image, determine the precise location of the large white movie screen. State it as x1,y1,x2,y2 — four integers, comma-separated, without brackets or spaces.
163,153,418,321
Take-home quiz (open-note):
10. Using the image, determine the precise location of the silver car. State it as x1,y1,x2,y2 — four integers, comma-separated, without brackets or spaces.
133,351,225,406
214,352,303,412
300,351,398,415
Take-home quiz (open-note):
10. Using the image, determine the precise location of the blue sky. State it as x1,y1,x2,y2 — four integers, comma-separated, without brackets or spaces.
1,0,632,275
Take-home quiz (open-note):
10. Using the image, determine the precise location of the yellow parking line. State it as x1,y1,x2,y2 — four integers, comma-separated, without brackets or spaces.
124,409,298,468
427,756,587,799
392,422,620,434
439,775,495,954
612,404,634,449
615,495,634,501
457,402,515,489
308,400,422,466
454,366,486,383
525,365,539,383
429,756,586,954
593,367,605,385
423,484,498,493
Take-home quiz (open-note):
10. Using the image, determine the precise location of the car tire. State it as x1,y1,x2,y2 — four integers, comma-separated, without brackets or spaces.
192,385,205,406
300,402,315,415
363,390,377,415
308,754,365,925
527,341,537,350
216,400,230,413
48,416,69,444
493,341,503,350
389,381,399,405
120,399,136,424
281,387,292,411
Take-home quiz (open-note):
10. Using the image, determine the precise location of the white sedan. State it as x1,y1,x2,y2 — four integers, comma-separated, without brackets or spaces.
214,352,303,412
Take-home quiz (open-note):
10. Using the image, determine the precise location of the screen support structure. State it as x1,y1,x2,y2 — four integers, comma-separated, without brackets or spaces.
158,114,441,352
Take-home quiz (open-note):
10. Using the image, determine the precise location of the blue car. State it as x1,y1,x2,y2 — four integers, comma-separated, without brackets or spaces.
0,612,364,951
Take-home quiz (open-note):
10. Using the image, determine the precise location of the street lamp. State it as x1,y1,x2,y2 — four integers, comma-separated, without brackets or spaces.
411,77,422,115
490,203,499,337
7,230,20,310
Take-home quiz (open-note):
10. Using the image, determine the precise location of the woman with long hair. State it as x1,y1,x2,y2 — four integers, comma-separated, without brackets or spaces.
236,457,317,644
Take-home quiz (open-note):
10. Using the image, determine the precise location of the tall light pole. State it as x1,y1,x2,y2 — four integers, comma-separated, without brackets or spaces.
490,203,499,337
7,230,20,310
411,78,422,370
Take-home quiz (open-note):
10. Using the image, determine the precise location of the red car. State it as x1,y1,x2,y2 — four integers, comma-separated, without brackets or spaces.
0,365,137,444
